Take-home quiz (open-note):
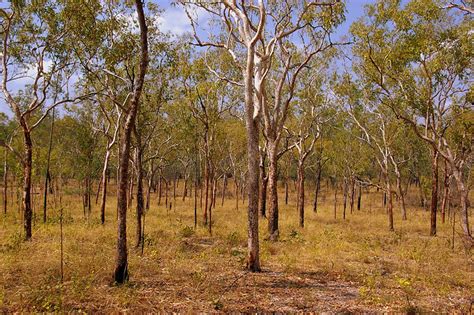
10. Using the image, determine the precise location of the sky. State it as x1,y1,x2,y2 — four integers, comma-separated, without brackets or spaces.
0,0,373,117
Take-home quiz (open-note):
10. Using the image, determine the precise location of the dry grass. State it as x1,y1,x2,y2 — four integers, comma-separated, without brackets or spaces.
0,183,472,312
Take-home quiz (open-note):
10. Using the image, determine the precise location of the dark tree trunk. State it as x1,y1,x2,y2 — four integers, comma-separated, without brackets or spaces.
357,183,362,211
194,177,198,228
267,149,279,241
173,175,177,203
182,174,188,202
386,175,394,232
203,155,209,225
258,152,267,217
221,174,227,206
21,125,33,240
430,150,439,236
128,169,134,210
135,145,144,248
350,178,355,214
297,161,305,228
313,162,321,213
114,0,148,284
3,148,7,215
158,176,162,206
43,108,54,223
165,178,168,208
333,181,337,220
343,178,347,220
145,167,153,210
235,180,239,211
396,173,407,221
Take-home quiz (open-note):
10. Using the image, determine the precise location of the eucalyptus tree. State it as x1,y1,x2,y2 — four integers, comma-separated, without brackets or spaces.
112,0,148,284
0,1,96,239
337,75,403,231
181,0,345,269
178,54,233,229
351,0,473,242
286,106,320,228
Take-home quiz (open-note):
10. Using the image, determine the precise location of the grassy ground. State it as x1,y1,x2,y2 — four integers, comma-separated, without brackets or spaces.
0,183,472,312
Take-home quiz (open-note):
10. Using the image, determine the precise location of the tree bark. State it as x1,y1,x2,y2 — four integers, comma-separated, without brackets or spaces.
357,183,362,211
386,175,394,231
100,150,111,224
267,148,279,240
158,175,162,206
396,173,407,221
135,146,144,248
297,161,305,228
343,178,347,220
114,0,148,284
22,126,33,240
43,108,55,223
221,174,227,206
313,161,321,213
440,160,450,224
451,167,472,244
350,177,355,214
3,148,7,215
258,151,267,217
182,174,188,202
430,150,439,236
244,49,260,272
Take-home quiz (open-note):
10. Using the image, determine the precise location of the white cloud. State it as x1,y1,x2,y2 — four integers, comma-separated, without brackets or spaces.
155,6,211,37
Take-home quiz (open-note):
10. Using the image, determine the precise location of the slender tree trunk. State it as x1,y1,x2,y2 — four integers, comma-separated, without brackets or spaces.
395,172,407,221
203,155,209,225
114,0,148,284
182,174,188,202
267,148,279,241
173,175,177,203
146,164,153,210
343,178,347,220
221,174,227,206
158,176,162,206
135,147,144,248
357,183,362,211
235,180,239,211
100,150,111,224
430,150,439,236
3,148,7,215
258,152,267,217
313,162,321,213
43,108,55,223
165,178,168,208
212,176,217,209
386,175,394,231
297,161,305,228
440,160,450,224
22,127,33,240
350,178,355,214
333,181,337,220
194,177,198,228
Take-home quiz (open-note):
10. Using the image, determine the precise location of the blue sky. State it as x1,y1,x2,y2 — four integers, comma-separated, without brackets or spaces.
0,0,373,117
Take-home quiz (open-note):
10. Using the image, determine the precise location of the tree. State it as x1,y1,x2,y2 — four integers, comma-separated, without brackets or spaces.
113,0,149,284
351,0,473,243
0,1,93,239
